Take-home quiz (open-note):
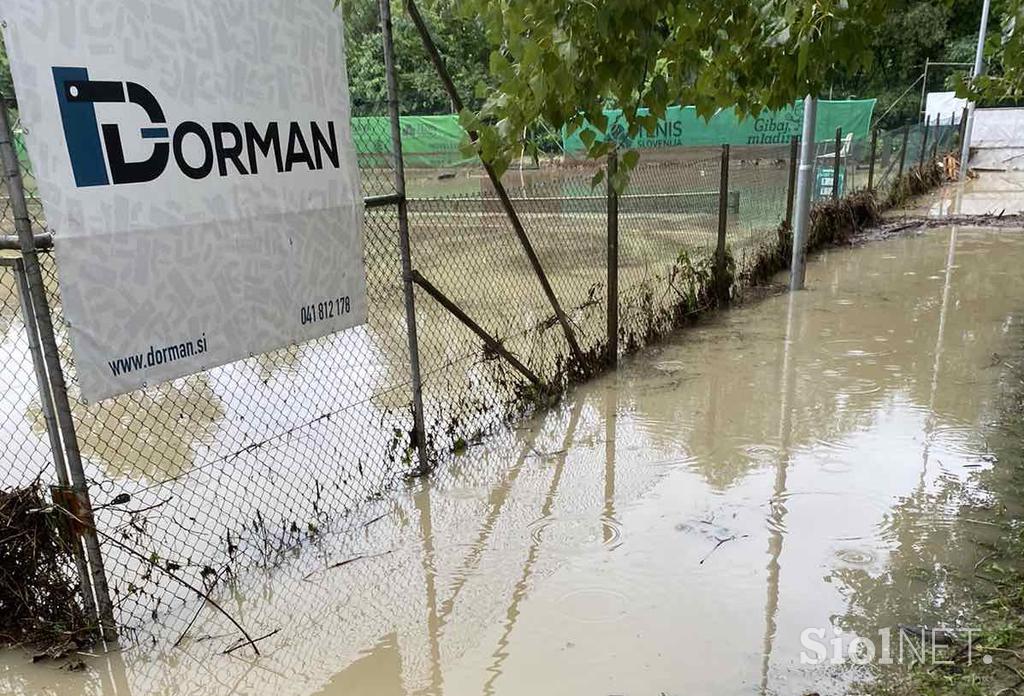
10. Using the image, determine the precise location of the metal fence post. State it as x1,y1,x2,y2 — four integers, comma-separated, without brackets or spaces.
867,128,879,193
10,257,98,624
919,115,931,170
379,0,429,472
957,106,969,159
715,144,730,304
606,151,619,365
784,136,798,229
832,127,842,199
790,95,818,291
897,125,910,181
0,102,117,641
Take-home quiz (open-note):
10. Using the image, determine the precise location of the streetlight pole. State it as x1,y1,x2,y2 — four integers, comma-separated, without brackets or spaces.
959,0,992,181
790,95,817,291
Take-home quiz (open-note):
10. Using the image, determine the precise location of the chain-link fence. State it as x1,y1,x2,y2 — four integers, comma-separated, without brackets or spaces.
0,14,963,643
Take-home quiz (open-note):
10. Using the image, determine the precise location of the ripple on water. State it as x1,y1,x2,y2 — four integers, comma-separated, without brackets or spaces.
653,360,687,374
807,438,857,457
818,458,853,475
527,515,624,550
821,338,895,359
835,547,878,567
839,378,883,396
555,586,631,624
742,442,783,466
774,489,891,541
931,422,987,458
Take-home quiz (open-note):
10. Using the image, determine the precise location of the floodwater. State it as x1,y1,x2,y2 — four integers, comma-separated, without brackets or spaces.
909,170,1024,217
5,219,1024,695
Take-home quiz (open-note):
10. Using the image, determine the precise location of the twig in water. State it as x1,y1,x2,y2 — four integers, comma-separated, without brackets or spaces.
362,512,388,528
975,551,999,573
173,565,225,648
223,629,280,656
302,549,395,580
699,534,749,565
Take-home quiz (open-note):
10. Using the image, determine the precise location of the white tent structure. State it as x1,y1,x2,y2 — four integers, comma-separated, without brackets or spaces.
969,108,1024,171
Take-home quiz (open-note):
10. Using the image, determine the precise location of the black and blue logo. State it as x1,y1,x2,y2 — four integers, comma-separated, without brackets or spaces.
53,66,342,188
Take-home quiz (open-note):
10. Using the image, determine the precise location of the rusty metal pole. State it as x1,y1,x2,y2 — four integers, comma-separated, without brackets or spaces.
958,107,969,149
920,115,931,170
784,136,798,229
715,144,731,304
606,152,619,366
832,127,842,199
867,128,879,193
897,125,910,181
379,0,429,473
0,102,117,642
9,257,98,624
404,0,582,364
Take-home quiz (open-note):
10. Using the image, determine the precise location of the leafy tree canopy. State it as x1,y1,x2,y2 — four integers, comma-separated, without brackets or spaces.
962,0,1024,102
342,0,492,115
453,0,889,177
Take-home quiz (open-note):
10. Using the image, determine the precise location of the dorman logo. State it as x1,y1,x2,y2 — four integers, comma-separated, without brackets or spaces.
53,66,341,187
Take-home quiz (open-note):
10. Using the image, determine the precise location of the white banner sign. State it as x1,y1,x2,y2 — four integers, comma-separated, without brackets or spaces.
925,91,967,125
2,0,368,402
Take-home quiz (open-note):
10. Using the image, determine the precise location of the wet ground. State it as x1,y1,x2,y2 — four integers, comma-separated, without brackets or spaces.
5,178,1024,695
906,170,1024,217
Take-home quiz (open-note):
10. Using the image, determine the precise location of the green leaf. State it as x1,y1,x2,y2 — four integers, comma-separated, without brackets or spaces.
590,169,606,189
621,150,640,171
610,170,630,195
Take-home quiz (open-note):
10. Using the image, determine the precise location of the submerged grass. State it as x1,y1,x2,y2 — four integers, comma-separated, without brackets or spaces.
866,333,1024,696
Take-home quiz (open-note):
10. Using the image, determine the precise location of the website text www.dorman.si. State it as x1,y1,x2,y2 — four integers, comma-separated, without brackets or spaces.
108,334,208,377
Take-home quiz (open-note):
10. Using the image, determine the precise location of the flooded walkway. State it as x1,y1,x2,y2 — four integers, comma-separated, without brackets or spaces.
6,214,1024,694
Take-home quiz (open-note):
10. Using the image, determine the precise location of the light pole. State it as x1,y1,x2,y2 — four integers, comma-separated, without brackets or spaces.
790,95,818,291
959,0,992,181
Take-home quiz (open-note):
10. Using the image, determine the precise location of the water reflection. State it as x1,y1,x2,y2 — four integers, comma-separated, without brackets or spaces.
5,224,1024,696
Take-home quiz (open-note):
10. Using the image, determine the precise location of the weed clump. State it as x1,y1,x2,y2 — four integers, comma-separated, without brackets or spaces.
0,481,93,650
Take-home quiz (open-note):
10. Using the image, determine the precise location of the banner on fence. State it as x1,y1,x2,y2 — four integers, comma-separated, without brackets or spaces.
2,0,368,401
562,99,876,154
926,92,968,125
353,114,472,168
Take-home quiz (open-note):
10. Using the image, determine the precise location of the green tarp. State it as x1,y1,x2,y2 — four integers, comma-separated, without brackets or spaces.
352,114,471,168
562,99,876,153
352,99,875,167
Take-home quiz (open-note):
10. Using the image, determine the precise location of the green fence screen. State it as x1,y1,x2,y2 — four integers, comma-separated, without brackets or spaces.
563,99,877,154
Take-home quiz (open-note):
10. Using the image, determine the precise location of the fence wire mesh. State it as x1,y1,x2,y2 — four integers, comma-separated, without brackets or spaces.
0,61,962,644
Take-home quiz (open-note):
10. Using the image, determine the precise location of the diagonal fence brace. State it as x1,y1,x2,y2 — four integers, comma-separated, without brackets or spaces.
410,270,543,388
404,0,584,365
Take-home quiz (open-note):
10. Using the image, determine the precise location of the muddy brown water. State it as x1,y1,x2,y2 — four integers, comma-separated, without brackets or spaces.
5,220,1024,695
